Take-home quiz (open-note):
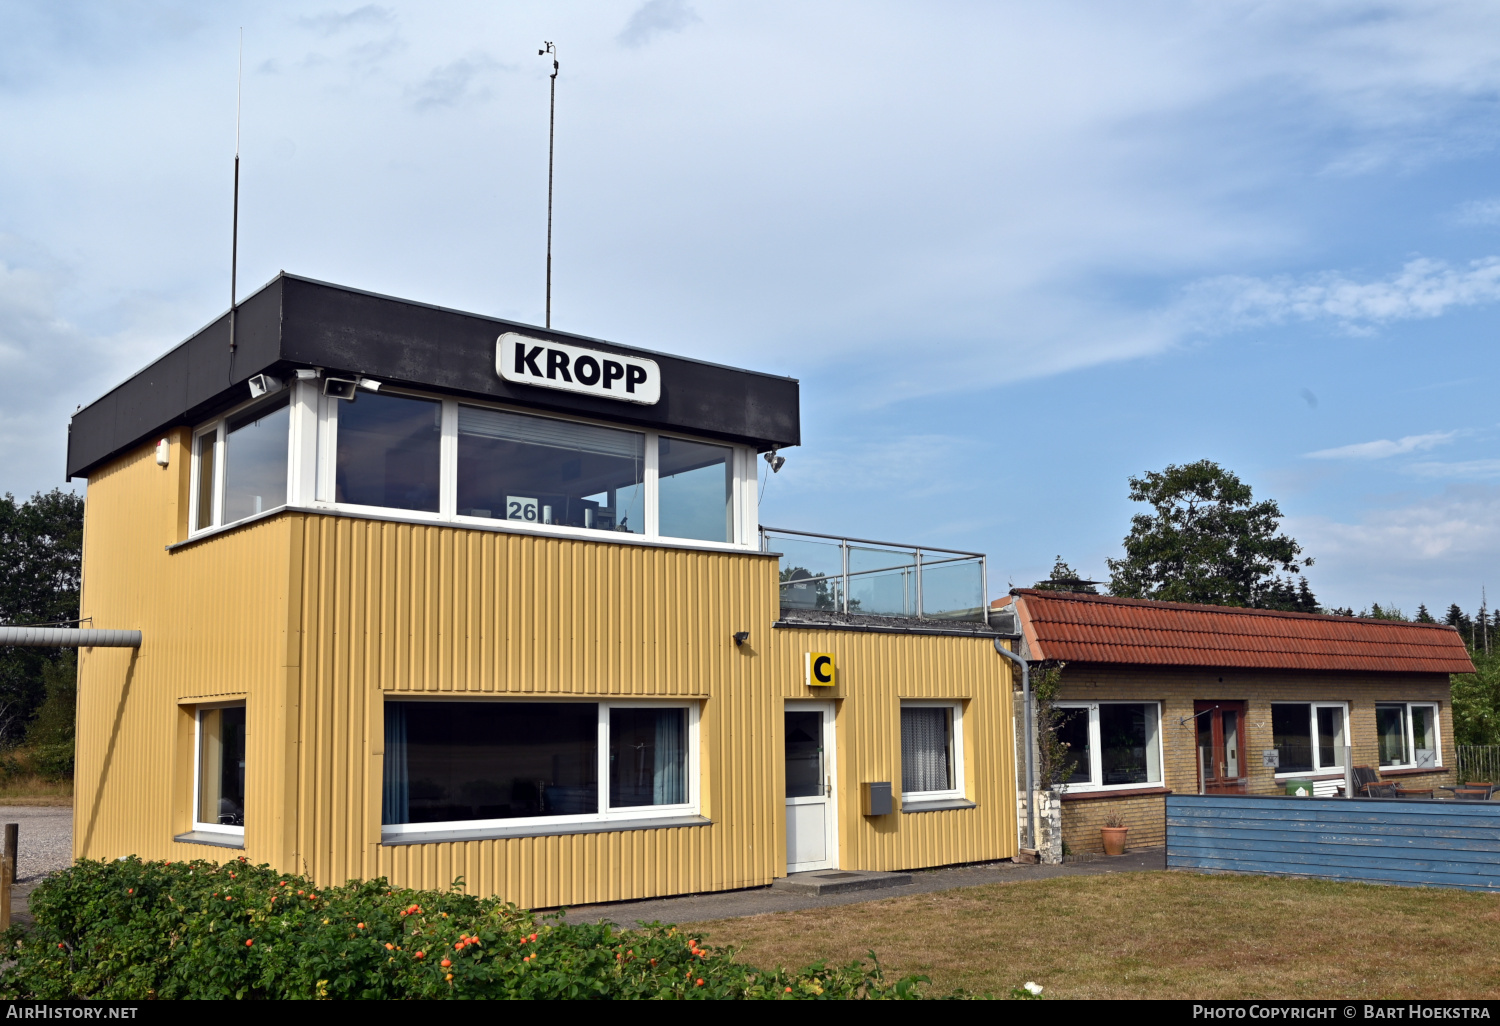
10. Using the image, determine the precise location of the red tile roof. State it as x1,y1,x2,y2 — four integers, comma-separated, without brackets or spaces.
1006,589,1475,674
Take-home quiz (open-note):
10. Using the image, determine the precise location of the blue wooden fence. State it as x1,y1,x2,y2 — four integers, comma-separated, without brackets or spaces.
1166,794,1500,891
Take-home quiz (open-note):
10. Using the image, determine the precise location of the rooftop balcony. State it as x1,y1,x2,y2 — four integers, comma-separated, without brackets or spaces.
759,526,989,625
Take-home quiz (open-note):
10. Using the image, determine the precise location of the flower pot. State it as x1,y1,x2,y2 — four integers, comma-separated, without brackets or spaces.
1101,825,1128,856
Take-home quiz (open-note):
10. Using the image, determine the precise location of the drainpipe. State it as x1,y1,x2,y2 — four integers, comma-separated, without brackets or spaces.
993,637,1035,851
0,627,140,648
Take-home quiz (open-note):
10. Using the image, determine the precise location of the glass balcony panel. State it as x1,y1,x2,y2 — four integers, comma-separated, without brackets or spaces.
920,557,986,621
848,565,917,617
773,536,845,614
847,545,914,577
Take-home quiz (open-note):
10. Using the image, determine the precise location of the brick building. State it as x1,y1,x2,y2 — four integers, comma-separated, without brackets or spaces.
997,589,1475,855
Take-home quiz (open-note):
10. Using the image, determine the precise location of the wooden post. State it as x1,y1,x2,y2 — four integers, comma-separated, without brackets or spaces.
0,853,13,932
4,823,16,883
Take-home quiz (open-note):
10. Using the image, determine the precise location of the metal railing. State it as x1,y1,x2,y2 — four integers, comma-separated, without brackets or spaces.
759,526,988,622
1457,745,1500,784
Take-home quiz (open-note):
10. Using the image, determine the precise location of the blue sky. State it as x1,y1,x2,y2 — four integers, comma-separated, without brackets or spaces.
4,1,1500,614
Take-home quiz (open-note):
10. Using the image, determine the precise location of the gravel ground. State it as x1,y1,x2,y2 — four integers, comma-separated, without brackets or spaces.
0,806,73,883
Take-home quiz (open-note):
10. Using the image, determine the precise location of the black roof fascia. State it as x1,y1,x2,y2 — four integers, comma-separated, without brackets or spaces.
67,274,801,479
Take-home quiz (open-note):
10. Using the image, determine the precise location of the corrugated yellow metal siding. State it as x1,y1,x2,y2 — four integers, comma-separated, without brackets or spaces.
767,628,1017,872
75,431,296,867
76,438,1017,904
290,514,782,906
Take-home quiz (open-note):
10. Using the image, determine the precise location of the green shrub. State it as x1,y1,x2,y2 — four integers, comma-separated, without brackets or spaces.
0,858,929,1000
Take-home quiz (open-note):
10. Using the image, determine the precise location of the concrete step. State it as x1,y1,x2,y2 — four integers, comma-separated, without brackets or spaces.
771,869,913,896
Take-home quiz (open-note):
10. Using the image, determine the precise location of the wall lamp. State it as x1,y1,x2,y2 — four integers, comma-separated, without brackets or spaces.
733,631,750,647
763,449,786,473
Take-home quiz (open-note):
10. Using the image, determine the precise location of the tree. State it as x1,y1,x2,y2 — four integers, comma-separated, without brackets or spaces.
1106,461,1315,610
1032,557,1099,594
1416,604,1436,624
0,490,84,746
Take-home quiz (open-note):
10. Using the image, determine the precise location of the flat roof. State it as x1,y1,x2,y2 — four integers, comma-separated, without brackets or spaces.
67,273,801,479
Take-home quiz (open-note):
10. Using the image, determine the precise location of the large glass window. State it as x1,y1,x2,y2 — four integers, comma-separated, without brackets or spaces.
1055,702,1161,790
382,700,695,833
1377,702,1440,769
1270,702,1347,775
900,703,962,797
456,406,644,534
658,436,732,542
196,704,246,833
223,395,290,523
336,392,442,512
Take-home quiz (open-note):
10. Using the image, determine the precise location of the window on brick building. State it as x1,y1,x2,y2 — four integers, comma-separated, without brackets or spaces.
1054,702,1162,791
1271,702,1347,775
1377,702,1440,770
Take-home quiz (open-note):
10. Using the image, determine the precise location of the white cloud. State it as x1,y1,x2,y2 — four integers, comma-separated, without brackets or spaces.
1291,486,1500,609
1453,198,1500,226
1406,459,1500,480
1183,258,1500,334
617,0,701,48
1304,431,1458,461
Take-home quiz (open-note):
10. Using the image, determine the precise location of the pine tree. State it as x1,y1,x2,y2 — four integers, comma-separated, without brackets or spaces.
1416,604,1436,623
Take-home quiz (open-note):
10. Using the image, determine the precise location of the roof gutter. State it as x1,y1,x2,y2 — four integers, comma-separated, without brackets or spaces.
0,627,141,648
993,636,1035,852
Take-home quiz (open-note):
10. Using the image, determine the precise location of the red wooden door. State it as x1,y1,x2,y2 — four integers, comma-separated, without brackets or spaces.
1196,701,1249,794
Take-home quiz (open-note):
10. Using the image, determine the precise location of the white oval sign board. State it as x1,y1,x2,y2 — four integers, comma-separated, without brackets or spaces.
496,333,661,405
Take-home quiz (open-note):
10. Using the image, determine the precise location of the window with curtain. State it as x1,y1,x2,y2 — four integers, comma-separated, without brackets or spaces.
900,703,961,797
1270,702,1347,775
382,701,695,834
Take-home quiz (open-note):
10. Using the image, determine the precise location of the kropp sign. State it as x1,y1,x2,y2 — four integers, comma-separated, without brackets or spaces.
497,333,661,405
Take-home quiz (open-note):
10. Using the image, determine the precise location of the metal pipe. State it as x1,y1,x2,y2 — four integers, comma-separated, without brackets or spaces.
1344,745,1354,799
0,627,140,648
993,636,1035,851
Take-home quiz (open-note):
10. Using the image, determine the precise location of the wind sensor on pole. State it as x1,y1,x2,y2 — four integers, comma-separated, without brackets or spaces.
539,41,558,329
230,28,243,359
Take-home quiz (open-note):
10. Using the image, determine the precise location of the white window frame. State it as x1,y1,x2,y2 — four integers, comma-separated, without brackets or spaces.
191,701,247,839
380,699,701,841
188,381,310,536
1054,701,1164,793
899,700,965,801
1377,701,1442,770
307,389,757,550
1270,701,1350,778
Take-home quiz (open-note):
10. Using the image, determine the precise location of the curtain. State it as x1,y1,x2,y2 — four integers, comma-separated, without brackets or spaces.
901,707,952,794
382,703,409,824
653,710,686,805
1143,703,1161,782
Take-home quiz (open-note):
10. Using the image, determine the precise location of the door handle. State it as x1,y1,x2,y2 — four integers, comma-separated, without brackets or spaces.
825,780,831,798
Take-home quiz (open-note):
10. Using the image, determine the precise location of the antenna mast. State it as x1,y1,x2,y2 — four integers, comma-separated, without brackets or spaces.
540,41,558,329
230,28,243,356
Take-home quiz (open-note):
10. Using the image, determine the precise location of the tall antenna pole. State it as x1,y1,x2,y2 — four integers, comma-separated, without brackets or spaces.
230,28,243,356
540,41,558,329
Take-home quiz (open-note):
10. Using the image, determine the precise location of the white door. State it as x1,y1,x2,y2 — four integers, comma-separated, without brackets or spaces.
785,701,836,873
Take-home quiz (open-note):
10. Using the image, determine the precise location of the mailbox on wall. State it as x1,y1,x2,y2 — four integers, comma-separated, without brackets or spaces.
862,781,892,816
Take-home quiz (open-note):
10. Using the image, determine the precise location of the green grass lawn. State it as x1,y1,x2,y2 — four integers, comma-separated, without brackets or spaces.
680,871,1500,999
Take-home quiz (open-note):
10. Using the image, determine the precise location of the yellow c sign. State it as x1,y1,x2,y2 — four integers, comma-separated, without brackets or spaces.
806,652,835,687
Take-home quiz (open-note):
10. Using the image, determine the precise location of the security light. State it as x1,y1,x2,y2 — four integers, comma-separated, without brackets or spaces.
294,368,321,381
357,378,382,392
323,377,359,400
763,449,786,473
733,631,750,647
247,374,284,399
